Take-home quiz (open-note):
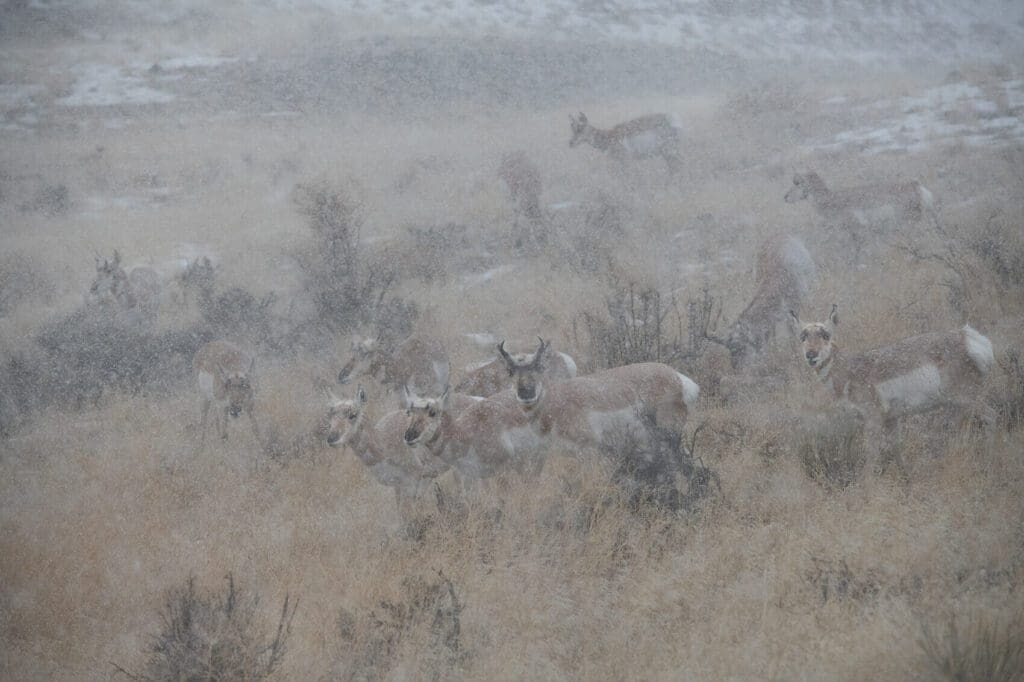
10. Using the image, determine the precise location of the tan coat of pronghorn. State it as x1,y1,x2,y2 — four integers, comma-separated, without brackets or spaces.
337,333,450,399
193,340,261,447
402,384,544,484
569,112,682,172
498,152,544,225
706,234,817,369
499,339,699,463
791,305,994,472
322,384,481,510
455,342,577,397
784,171,936,228
89,250,162,317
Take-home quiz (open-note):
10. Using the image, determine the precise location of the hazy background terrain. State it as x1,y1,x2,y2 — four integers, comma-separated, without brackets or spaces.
2,1,1023,679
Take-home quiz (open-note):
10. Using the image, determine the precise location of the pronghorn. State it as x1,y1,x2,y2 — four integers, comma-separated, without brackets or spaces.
790,305,995,472
498,151,544,226
89,250,161,317
402,384,544,484
337,333,450,399
499,339,699,467
193,340,261,448
455,341,577,397
784,171,936,231
569,112,682,172
322,383,482,511
704,234,817,369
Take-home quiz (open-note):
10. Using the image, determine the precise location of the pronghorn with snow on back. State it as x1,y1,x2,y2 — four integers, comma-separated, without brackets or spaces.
784,171,937,230
455,340,577,398
401,382,544,485
569,112,682,172
498,338,699,467
337,332,450,401
790,305,995,471
704,234,817,369
193,340,261,448
321,383,481,511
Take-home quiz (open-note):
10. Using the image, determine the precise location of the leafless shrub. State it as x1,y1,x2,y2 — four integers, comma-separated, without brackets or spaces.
806,556,882,605
116,574,297,682
997,349,1024,431
971,210,1024,294
918,610,1024,682
332,571,465,681
554,192,623,274
0,252,53,317
792,404,867,488
20,183,70,216
199,286,276,345
401,222,470,284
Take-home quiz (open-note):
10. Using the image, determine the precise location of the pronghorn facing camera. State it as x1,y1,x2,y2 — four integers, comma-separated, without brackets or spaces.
194,340,261,448
89,251,162,317
569,112,682,172
337,333,450,399
322,384,480,511
402,383,542,484
784,171,936,229
455,341,577,398
705,234,817,369
500,339,699,465
791,305,994,471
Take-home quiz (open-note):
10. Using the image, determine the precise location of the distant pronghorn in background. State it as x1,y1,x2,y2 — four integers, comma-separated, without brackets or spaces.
194,340,261,448
569,112,682,172
89,250,162,318
337,333,450,400
791,305,994,473
498,152,545,241
456,340,577,397
322,383,481,511
704,234,817,369
499,339,699,467
784,172,937,253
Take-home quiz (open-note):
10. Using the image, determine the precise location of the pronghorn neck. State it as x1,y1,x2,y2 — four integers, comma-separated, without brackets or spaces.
345,409,378,464
813,345,838,384
588,127,618,152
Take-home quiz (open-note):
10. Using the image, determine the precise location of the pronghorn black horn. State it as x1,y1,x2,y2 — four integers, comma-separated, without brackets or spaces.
497,340,513,364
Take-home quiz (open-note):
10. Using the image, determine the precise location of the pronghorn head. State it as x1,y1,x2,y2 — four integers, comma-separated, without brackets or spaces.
784,172,824,203
498,337,549,407
90,250,128,305
402,383,449,447
724,322,758,369
323,383,368,448
569,112,592,147
220,357,256,419
337,335,379,384
790,304,838,371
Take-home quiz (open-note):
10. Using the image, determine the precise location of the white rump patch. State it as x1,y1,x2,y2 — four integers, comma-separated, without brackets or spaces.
557,351,578,378
678,373,700,408
963,325,994,374
918,184,934,209
875,364,942,414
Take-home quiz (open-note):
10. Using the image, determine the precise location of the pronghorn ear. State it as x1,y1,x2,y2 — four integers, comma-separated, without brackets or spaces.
578,111,586,123
356,384,367,404
403,383,415,408
248,357,256,376
497,340,514,368
828,304,839,328
112,250,121,266
440,385,450,410
788,310,801,333
534,337,550,366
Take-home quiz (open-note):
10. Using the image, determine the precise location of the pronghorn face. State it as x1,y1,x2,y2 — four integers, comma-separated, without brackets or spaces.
402,385,448,446
725,323,756,369
337,336,378,384
791,305,838,369
784,174,811,203
324,385,367,448
499,338,549,407
220,361,256,418
569,112,592,147
90,252,129,305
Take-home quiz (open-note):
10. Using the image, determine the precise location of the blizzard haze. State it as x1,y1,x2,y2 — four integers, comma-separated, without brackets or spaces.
2,1,1024,680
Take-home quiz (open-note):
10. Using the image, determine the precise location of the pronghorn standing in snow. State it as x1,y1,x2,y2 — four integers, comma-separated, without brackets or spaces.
704,234,817,369
569,112,682,172
337,333,450,400
322,383,481,512
498,339,699,470
193,340,261,448
455,341,577,398
790,305,995,474
89,250,162,318
784,171,936,226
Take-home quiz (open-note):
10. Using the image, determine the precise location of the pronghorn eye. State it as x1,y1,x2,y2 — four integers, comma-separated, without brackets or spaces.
428,407,437,418
800,332,807,341
347,413,357,421
822,332,831,341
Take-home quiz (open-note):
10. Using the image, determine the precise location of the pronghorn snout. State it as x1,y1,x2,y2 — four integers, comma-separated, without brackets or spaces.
517,386,537,402
805,350,819,366
404,426,420,445
326,430,343,447
228,404,242,418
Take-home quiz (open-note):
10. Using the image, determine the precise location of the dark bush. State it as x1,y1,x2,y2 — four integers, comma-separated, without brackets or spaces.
919,610,1024,682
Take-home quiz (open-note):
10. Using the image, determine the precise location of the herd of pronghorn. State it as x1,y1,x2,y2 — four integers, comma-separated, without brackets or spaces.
91,112,1000,511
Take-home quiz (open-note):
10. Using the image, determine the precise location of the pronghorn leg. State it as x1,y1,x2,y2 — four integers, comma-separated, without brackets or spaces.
247,408,262,451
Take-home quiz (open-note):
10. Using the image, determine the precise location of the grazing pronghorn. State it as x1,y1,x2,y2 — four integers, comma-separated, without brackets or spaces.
455,341,577,397
337,333,450,398
498,152,544,226
402,384,543,484
790,305,994,473
89,251,162,317
704,234,817,369
322,384,481,511
784,171,936,230
569,112,682,172
499,339,699,465
193,340,261,448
